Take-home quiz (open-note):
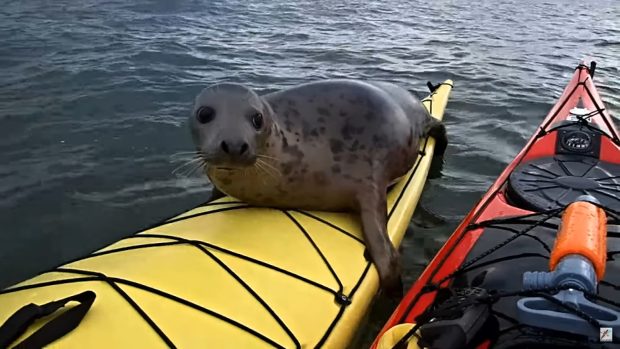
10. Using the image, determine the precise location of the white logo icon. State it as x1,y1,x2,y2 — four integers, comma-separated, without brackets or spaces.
600,327,613,342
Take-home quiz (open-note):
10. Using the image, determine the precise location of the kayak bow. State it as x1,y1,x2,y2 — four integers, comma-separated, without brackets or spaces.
373,61,620,349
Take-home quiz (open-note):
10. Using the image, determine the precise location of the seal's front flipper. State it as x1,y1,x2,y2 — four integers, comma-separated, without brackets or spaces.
425,117,448,158
207,186,226,202
357,182,403,299
428,152,444,179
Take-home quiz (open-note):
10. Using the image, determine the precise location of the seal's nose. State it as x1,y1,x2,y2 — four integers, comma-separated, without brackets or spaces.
220,140,249,155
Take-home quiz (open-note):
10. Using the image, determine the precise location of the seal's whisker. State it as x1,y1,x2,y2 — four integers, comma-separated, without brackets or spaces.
257,159,281,177
255,161,268,175
258,158,279,170
172,156,207,177
256,159,280,180
254,161,270,186
198,161,208,176
169,151,202,162
257,154,280,162
184,156,204,164
177,153,203,160
172,157,204,173
176,162,204,178
189,160,208,176
172,161,200,176
253,161,263,174
170,150,201,156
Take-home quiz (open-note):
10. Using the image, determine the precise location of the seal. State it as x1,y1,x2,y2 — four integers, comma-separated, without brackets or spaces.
188,79,447,297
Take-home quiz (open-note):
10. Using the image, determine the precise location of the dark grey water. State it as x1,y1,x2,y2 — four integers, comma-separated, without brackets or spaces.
1,0,619,345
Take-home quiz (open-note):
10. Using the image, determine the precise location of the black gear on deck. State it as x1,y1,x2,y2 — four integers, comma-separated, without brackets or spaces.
507,154,620,211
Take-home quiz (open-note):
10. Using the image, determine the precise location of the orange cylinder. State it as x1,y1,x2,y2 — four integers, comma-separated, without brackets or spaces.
549,201,607,280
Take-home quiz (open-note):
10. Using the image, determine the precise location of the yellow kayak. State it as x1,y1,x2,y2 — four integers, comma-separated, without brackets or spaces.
0,80,453,349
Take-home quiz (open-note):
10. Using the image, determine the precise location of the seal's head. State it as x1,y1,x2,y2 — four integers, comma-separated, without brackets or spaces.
190,83,275,169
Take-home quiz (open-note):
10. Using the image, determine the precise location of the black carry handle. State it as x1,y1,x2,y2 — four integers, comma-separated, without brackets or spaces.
427,81,441,93
0,290,96,349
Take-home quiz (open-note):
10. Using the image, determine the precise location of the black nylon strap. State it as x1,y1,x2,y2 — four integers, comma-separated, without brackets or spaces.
0,290,95,349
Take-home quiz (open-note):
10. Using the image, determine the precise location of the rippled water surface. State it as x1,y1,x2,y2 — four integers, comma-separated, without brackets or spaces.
1,0,619,345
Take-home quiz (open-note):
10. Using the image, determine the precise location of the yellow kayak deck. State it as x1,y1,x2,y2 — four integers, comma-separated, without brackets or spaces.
0,81,453,349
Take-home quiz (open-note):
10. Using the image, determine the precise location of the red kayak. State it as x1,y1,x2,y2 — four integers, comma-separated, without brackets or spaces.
372,61,620,349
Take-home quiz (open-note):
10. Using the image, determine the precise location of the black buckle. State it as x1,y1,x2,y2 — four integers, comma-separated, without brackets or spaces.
417,288,491,349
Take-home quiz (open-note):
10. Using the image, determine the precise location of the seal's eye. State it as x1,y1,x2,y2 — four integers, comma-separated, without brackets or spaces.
196,107,215,124
251,112,263,130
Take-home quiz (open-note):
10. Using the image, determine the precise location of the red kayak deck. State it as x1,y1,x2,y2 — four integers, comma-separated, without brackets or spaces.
372,62,620,349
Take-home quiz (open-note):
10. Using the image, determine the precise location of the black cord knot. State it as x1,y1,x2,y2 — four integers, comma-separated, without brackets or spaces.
334,292,352,306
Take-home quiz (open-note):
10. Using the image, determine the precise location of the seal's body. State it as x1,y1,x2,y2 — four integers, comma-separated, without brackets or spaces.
189,79,447,296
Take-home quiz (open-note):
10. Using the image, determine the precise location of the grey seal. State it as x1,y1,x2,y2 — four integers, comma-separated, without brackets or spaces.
188,79,447,297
